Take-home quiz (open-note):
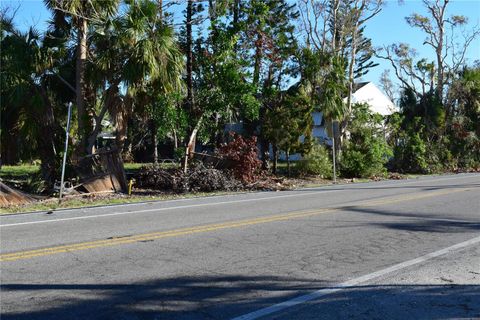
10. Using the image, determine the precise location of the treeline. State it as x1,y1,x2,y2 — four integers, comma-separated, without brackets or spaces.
1,0,479,189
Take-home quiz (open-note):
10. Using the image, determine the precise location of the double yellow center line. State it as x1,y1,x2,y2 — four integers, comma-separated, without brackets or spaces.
0,187,471,262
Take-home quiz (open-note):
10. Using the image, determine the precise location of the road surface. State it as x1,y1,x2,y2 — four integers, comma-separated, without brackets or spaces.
1,173,479,319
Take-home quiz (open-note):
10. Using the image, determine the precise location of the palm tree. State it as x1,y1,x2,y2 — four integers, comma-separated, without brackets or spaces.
88,0,184,155
44,0,119,155
0,14,66,186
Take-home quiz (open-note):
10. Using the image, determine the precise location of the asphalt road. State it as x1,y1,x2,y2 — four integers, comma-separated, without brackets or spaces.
1,173,479,319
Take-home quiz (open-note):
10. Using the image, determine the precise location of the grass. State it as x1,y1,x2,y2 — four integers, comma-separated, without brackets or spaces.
124,162,180,171
124,163,147,170
0,162,176,175
0,191,239,214
0,164,40,179
0,162,177,181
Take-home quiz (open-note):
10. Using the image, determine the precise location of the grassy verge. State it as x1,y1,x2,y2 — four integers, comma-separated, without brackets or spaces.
0,164,40,179
124,162,179,171
0,191,239,215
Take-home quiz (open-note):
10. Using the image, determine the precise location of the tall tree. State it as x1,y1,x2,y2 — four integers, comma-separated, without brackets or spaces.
90,0,184,155
0,13,70,186
44,0,119,155
382,0,479,108
242,0,299,166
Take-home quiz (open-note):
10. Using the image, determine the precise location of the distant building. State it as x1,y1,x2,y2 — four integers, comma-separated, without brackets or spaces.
312,81,397,146
283,81,397,160
225,82,397,161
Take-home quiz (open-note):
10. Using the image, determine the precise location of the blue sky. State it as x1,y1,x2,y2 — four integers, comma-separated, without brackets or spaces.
2,0,479,90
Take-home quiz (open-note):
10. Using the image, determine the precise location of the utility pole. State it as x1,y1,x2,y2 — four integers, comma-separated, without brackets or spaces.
332,121,337,184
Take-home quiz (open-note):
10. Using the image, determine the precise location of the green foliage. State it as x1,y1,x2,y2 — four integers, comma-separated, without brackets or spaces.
447,66,480,169
263,89,313,159
190,12,260,144
340,104,392,178
147,92,188,144
300,49,348,122
391,117,429,173
295,143,332,178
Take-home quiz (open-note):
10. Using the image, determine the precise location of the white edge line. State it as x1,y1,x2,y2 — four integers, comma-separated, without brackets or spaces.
231,235,480,320
0,190,336,227
1,174,477,228
2,172,473,217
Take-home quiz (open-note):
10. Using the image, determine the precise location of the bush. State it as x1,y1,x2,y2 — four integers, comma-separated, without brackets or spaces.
393,134,428,174
218,133,262,184
391,119,429,174
295,143,332,178
340,103,392,178
341,139,390,178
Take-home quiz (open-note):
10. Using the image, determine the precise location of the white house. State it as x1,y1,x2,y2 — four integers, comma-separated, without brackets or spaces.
311,81,397,144
279,81,397,160
225,82,397,161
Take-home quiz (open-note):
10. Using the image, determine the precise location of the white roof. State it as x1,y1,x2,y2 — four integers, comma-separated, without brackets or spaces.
347,82,397,116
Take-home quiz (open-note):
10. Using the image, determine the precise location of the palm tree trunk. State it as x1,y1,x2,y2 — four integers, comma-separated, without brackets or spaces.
152,121,158,164
76,17,88,154
35,85,59,187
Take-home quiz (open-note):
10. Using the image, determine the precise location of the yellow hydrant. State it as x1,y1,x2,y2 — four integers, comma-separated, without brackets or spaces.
128,179,135,196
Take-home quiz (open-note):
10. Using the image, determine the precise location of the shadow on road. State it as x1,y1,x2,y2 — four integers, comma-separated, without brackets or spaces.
1,275,324,320
343,206,480,233
270,284,480,320
295,183,480,193
1,276,479,319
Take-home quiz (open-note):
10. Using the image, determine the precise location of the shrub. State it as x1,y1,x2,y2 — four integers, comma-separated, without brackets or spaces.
340,103,392,178
218,133,262,184
341,139,390,178
392,120,429,174
295,143,332,178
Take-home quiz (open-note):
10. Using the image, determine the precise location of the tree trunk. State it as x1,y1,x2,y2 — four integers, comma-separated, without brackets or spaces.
286,149,291,177
331,0,340,52
114,108,128,154
346,22,358,117
1,111,19,165
186,0,194,114
76,17,88,154
157,0,163,20
152,121,158,164
273,144,278,175
86,83,118,154
35,85,60,188
341,19,360,154
435,2,446,103
233,0,240,29
183,116,203,173
253,32,263,87
173,129,178,150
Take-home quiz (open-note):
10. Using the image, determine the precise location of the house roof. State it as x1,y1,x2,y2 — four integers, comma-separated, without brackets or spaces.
350,82,397,116
353,81,369,92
